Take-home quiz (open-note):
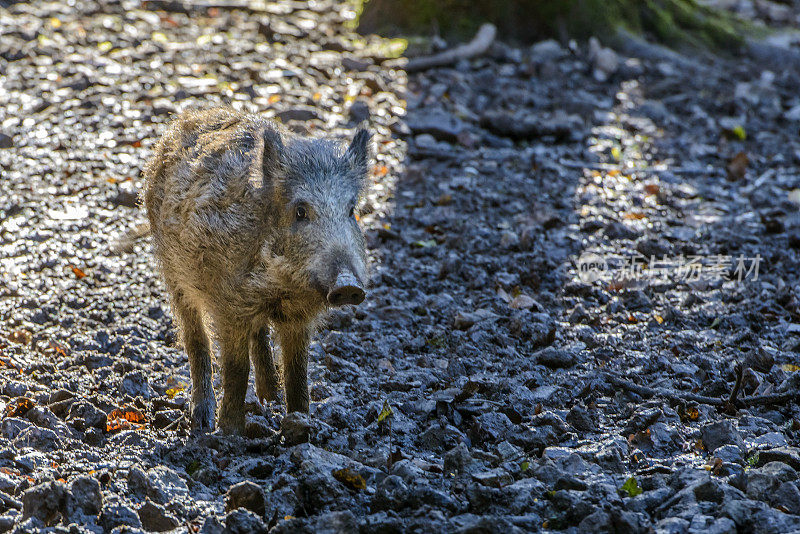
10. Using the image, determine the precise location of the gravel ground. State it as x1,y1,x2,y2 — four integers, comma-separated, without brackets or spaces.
2,1,800,533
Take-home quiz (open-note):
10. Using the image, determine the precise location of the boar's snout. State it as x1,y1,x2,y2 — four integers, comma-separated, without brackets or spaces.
327,272,365,306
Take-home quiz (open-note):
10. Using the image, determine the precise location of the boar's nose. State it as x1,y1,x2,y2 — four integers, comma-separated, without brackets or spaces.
327,272,365,306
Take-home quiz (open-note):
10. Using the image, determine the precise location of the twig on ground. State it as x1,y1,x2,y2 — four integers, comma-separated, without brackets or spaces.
724,363,744,413
405,24,497,72
604,372,798,408
163,413,186,432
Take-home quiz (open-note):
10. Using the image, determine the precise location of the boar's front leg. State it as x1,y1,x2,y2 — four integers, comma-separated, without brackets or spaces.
249,326,279,403
217,330,250,434
174,295,216,432
276,324,310,413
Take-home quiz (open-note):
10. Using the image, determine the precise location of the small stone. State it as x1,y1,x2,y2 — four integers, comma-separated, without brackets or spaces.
589,37,619,82
312,510,358,534
280,412,312,445
443,442,472,475
67,476,102,517
701,420,745,453
67,401,107,430
713,444,744,465
371,475,409,511
120,370,154,400
101,504,143,531
200,515,224,534
127,465,189,505
275,107,320,122
0,133,13,149
225,508,268,534
453,309,494,330
225,481,266,516
566,404,596,432
752,432,788,448
348,100,370,123
13,426,62,452
529,39,566,63
774,481,800,515
534,347,576,368
472,469,513,488
138,499,180,532
21,481,67,524
406,108,466,142
784,104,800,122
341,56,371,71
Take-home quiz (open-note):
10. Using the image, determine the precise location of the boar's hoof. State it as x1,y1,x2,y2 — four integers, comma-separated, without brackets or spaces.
327,273,365,306
190,398,217,433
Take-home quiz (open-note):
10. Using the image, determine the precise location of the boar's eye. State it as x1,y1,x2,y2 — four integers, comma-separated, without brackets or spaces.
295,205,308,221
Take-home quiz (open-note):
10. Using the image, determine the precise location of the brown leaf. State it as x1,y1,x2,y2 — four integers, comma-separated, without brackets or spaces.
5,397,36,418
68,265,87,279
644,184,660,196
332,468,366,491
623,212,647,220
49,340,68,356
8,330,32,345
106,406,147,432
726,152,748,181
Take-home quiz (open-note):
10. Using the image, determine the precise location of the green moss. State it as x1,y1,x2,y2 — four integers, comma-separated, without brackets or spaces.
355,0,755,52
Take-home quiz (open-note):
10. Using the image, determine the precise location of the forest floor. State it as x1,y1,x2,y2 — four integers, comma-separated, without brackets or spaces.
1,1,800,533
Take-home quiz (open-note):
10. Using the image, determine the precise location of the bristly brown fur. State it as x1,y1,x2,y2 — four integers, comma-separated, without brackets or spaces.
142,106,371,433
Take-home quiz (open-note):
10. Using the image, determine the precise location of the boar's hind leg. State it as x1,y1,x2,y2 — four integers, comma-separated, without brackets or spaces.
217,331,249,434
250,326,280,403
276,324,310,414
175,297,216,432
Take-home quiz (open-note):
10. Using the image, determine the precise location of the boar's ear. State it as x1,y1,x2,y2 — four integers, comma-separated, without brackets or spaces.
344,127,372,177
254,125,285,190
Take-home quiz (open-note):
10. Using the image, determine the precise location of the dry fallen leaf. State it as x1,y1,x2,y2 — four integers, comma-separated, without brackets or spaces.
644,183,660,196
332,468,366,491
49,340,68,356
165,385,185,399
68,265,87,279
8,330,32,345
5,397,35,418
106,406,147,432
726,151,748,181
623,212,647,220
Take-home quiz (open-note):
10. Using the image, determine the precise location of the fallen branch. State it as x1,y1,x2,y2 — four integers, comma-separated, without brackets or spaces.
141,0,267,14
604,372,799,408
406,24,497,72
724,363,744,413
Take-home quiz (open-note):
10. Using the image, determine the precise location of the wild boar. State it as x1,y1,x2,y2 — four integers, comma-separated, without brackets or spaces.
142,107,370,433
